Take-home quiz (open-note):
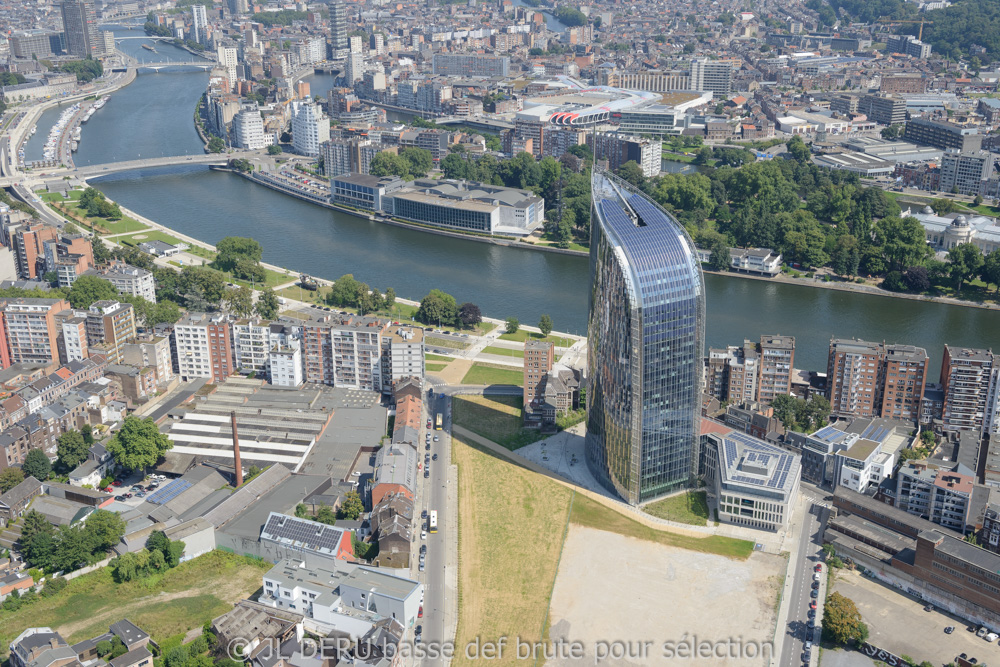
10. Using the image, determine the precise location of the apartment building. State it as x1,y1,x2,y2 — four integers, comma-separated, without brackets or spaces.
940,345,995,432
690,58,733,97
2,299,70,366
231,319,271,376
940,150,994,196
88,261,156,303
727,341,760,405
904,117,982,152
859,94,907,127
301,314,387,391
896,461,976,533
758,335,795,404
880,344,928,422
8,223,56,279
431,53,510,78
55,311,88,363
587,133,662,178
380,326,424,392
172,312,234,382
827,338,885,419
232,105,270,151
524,339,554,419
886,34,932,59
43,233,93,287
290,101,330,157
704,348,730,401
121,334,174,386
85,301,136,365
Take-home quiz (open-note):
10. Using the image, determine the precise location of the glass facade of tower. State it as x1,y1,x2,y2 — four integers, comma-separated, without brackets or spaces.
586,170,706,505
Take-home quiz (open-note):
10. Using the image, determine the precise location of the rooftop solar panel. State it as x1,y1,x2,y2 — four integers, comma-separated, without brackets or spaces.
147,479,192,505
261,512,346,554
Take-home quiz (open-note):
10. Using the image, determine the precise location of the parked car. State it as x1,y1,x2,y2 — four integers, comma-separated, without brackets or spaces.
420,544,427,554
945,627,955,634
977,627,988,638
114,495,125,501
112,480,122,487
986,633,998,643
418,561,425,572
814,564,822,572
421,531,427,540
433,435,440,442
810,589,819,599
421,510,428,519
135,492,145,498
418,606,423,618
432,454,438,461
924,604,934,612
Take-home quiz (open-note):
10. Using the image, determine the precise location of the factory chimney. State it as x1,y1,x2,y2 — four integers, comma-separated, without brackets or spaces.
231,411,243,487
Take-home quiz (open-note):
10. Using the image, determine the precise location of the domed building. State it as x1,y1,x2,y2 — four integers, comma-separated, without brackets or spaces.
906,207,1000,254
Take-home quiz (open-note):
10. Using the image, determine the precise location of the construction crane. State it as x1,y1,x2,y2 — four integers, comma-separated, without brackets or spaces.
877,16,934,41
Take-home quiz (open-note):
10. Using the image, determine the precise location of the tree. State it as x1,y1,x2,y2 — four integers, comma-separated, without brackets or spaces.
92,237,112,264
880,124,903,140
981,250,1000,292
786,135,811,163
215,237,263,273
22,449,51,481
267,145,282,155
874,216,932,272
106,415,173,473
96,641,113,657
53,525,90,572
82,509,126,554
67,275,117,309
338,490,365,520
81,424,94,445
822,592,868,646
708,237,730,271
399,147,433,178
505,317,519,334
315,504,336,525
416,289,458,327
369,151,412,180
948,243,984,294
881,270,906,292
165,647,189,667
830,234,860,278
295,503,309,518
223,286,254,318
0,466,24,493
538,314,553,337
207,137,225,153
458,302,481,328
20,510,54,548
384,287,396,309
904,265,931,293
255,287,279,319
57,430,89,471
616,161,646,188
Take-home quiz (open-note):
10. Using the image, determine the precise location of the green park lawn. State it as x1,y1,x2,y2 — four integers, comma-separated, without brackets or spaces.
497,329,575,347
482,345,524,358
571,495,754,559
460,362,523,386
643,490,712,526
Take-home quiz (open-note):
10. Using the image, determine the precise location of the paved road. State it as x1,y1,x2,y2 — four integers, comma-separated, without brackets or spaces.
417,390,452,665
780,502,826,667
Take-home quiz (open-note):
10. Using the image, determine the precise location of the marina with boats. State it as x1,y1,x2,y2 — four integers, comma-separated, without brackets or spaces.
19,95,110,169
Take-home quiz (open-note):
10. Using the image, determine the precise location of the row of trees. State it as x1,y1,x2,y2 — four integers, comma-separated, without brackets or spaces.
55,59,103,83
880,244,1000,296
770,395,831,433
326,274,397,315
369,147,434,181
213,236,266,284
20,508,126,573
416,289,482,329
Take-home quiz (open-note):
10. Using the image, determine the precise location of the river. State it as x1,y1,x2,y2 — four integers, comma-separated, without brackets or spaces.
72,32,1000,377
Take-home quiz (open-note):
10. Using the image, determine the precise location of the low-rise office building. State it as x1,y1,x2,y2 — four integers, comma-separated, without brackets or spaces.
383,178,544,236
700,430,801,531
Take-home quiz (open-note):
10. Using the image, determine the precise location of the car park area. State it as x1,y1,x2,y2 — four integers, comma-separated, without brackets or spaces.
830,570,990,667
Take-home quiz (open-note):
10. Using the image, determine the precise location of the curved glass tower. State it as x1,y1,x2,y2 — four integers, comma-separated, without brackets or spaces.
586,169,706,505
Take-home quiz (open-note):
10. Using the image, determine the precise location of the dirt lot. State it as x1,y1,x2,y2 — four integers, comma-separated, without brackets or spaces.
544,526,784,666
831,570,993,667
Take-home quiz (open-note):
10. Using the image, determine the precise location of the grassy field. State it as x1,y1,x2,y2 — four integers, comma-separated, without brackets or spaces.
426,363,448,372
497,329,576,348
571,495,755,559
643,490,711,526
426,335,471,350
0,550,270,656
425,353,454,362
116,229,185,248
460,362,524,387
452,395,544,450
452,436,573,666
48,198,150,235
482,345,524,358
